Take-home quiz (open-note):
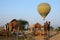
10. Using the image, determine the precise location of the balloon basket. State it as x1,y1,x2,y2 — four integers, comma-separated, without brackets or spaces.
43,18,45,20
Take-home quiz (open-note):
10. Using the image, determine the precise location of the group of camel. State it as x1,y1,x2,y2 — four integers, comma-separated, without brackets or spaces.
0,19,51,37
29,21,50,36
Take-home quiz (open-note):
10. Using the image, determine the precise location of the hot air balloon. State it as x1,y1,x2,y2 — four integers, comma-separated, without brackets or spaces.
37,3,51,20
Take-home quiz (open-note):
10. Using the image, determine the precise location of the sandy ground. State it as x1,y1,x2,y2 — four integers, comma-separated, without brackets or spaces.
50,33,60,40
34,31,60,40
0,31,60,40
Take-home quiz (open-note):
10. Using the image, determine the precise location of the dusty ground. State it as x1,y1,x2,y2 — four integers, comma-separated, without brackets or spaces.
0,31,60,40
50,33,60,40
33,31,60,40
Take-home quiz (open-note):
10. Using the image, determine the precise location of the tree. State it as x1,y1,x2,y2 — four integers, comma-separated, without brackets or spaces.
50,26,54,31
15,19,29,30
57,27,60,31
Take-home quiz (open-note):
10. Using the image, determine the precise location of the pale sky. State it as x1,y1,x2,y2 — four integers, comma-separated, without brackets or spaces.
0,0,60,27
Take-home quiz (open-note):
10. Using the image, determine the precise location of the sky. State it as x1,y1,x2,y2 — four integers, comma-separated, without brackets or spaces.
0,0,60,28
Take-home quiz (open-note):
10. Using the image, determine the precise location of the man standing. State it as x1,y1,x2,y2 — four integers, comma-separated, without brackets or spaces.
44,21,50,40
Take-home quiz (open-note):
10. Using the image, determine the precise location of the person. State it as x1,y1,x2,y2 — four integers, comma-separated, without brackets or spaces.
44,21,48,35
12,28,17,36
47,21,50,38
44,21,50,40
23,32,27,39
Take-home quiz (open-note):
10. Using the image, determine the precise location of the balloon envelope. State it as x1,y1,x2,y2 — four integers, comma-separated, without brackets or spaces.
37,3,51,20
